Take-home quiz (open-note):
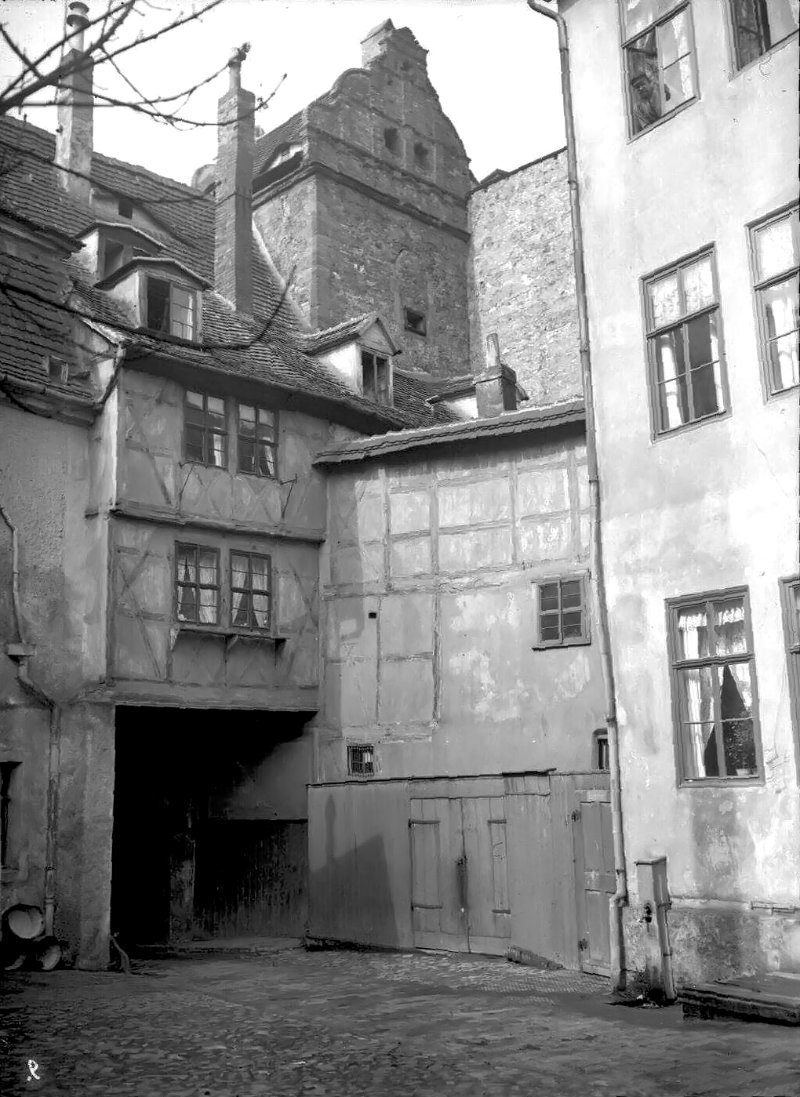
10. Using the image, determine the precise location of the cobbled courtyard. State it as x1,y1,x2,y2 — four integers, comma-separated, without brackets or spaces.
1,945,798,1096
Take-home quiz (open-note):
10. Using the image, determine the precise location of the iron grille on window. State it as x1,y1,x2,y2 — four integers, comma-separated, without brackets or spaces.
668,589,761,782
237,403,277,478
620,1,697,136
146,277,196,340
348,743,375,776
231,552,272,630
645,250,727,434
361,350,390,404
535,577,588,648
751,206,799,395
175,543,219,624
185,390,227,468
730,0,798,69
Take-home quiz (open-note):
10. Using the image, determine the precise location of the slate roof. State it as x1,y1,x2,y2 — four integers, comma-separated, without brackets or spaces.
0,115,451,430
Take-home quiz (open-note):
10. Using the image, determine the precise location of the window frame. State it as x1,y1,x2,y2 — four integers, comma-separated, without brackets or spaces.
727,0,799,72
360,349,391,404
229,550,273,633
347,743,375,777
748,203,800,399
532,574,591,650
643,246,730,439
174,542,221,627
236,402,278,479
667,586,764,787
619,1,699,139
183,389,228,469
780,575,800,778
144,275,197,342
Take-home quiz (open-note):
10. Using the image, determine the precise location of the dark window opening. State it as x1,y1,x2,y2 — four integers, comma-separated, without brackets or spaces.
730,0,798,69
594,732,610,772
175,543,219,625
384,127,399,153
535,577,589,648
1,761,20,868
237,403,277,478
622,3,697,135
118,197,133,219
48,357,69,383
404,307,427,336
348,744,374,776
361,350,391,404
184,390,227,468
413,142,430,171
231,552,272,631
102,238,126,279
146,277,196,341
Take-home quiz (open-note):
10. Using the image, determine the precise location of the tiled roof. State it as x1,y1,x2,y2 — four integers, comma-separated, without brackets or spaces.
0,116,448,430
253,111,304,178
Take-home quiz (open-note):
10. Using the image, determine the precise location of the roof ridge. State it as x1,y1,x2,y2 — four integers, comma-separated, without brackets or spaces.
94,148,204,197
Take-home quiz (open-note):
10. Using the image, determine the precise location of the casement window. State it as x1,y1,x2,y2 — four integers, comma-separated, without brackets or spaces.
533,576,589,648
347,743,375,776
645,250,727,434
620,2,697,135
404,308,427,336
237,403,277,478
730,0,798,68
231,552,272,631
361,349,391,404
175,543,220,625
146,276,196,340
750,206,799,395
668,589,761,782
780,577,800,745
185,391,227,468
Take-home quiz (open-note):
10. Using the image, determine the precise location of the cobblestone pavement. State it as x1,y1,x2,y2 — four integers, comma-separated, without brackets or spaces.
1,948,799,1096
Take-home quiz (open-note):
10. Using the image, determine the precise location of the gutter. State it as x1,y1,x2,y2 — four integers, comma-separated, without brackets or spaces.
527,0,628,990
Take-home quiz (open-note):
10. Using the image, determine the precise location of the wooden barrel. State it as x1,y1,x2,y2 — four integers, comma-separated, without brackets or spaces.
4,904,45,940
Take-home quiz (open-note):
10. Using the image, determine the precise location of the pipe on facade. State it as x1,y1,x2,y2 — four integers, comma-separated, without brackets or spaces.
526,0,628,990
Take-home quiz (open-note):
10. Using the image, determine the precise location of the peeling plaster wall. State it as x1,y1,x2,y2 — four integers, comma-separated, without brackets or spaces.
564,1,800,979
318,428,606,781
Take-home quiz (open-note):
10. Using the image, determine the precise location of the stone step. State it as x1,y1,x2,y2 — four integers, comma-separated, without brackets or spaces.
678,971,800,1025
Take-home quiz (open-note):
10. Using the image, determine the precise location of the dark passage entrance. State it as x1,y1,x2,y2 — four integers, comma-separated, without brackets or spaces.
111,707,310,949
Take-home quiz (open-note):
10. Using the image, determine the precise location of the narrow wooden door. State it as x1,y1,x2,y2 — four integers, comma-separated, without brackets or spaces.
573,790,615,975
461,797,512,955
409,797,468,951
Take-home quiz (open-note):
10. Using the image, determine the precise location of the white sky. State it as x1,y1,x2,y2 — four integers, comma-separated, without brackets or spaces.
0,0,564,186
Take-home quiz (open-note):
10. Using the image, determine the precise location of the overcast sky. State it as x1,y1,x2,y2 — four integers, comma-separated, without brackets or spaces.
0,0,564,186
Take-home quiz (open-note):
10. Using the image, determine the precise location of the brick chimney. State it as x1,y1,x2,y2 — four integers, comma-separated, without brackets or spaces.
475,333,518,417
55,1,93,203
215,45,255,315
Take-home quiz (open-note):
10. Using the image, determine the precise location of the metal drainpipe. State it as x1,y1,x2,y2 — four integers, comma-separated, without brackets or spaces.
526,0,628,990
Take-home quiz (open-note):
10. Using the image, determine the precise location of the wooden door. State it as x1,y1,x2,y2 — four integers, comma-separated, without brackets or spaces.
409,797,468,951
573,789,615,975
461,797,512,955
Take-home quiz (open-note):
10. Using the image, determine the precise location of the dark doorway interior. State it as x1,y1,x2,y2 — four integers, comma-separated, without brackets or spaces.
111,707,310,950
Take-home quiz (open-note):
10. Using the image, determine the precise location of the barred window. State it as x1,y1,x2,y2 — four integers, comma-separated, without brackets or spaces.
668,589,761,782
231,552,272,631
751,206,799,395
185,391,227,468
237,403,277,478
620,2,697,136
175,543,219,625
534,577,589,648
729,0,798,69
348,744,375,776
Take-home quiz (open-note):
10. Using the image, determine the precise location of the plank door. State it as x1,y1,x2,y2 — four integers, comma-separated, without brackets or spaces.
573,789,615,975
409,797,468,951
461,796,512,955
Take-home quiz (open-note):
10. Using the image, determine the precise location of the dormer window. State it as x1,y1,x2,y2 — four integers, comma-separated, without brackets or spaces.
101,238,126,280
361,349,390,404
146,277,196,341
118,198,133,219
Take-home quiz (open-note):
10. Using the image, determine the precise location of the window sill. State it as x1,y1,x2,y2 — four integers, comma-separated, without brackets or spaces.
626,95,698,144
765,380,800,402
170,622,285,651
179,459,229,471
138,325,201,349
651,405,730,443
678,775,763,789
532,636,591,651
730,32,798,81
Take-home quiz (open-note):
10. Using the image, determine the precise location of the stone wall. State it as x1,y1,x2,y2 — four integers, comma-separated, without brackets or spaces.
254,175,316,322
468,152,581,406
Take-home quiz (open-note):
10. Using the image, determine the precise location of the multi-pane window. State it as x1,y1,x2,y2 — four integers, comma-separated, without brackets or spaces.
237,403,277,478
185,391,227,468
668,590,761,782
620,2,697,135
146,277,196,340
751,206,799,395
645,251,727,434
361,350,391,404
347,743,375,776
780,577,800,745
231,552,272,630
730,0,799,69
175,543,219,625
535,577,589,648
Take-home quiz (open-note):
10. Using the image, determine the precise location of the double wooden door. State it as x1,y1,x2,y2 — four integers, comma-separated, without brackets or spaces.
409,795,511,955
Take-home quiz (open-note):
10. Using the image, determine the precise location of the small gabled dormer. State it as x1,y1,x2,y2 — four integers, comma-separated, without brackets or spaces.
76,221,163,283
96,256,209,343
303,313,399,407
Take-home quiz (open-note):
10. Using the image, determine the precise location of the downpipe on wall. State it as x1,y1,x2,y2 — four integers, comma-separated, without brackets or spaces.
526,0,628,990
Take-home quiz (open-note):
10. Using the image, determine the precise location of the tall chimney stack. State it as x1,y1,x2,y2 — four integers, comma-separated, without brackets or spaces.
55,0,93,203
215,45,255,315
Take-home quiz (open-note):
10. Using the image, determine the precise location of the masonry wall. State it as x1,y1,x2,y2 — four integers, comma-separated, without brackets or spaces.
564,0,800,982
316,427,606,781
253,175,316,321
468,152,581,406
